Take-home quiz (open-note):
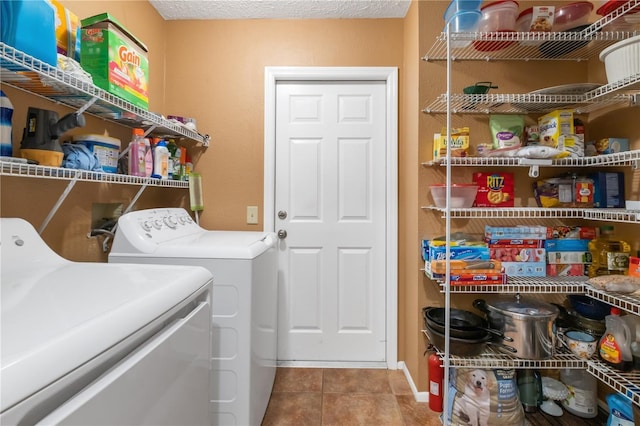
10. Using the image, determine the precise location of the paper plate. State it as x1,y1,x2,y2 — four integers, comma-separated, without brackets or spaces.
511,82,601,111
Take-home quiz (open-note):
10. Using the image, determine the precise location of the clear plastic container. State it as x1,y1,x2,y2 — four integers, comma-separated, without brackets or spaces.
560,369,597,418
128,128,146,177
588,225,631,277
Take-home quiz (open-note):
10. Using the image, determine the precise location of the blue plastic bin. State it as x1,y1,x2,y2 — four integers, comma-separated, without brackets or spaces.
1,0,57,66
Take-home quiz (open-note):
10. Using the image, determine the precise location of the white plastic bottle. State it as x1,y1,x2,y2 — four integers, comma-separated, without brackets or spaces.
151,139,169,179
560,369,597,418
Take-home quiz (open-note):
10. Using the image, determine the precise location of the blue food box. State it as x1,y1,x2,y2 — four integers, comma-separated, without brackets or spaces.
590,171,625,208
545,239,590,252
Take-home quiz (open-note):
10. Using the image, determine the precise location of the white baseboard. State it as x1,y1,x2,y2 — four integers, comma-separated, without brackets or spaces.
398,361,429,402
276,360,388,369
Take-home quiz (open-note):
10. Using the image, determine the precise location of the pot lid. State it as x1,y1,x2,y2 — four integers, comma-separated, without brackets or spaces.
483,296,558,318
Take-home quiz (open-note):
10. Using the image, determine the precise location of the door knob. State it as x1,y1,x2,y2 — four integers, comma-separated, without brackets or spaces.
278,210,288,220
277,229,287,239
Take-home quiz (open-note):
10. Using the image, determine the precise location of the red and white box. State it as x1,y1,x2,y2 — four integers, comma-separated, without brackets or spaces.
547,264,588,277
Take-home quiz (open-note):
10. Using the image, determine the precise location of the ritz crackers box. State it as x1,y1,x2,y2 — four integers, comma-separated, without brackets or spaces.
473,172,515,207
81,13,149,110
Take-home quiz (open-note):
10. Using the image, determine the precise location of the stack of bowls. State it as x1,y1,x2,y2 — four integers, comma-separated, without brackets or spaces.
473,0,520,52
443,0,483,48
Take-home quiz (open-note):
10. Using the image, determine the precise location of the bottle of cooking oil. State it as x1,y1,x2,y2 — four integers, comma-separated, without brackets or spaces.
588,225,631,277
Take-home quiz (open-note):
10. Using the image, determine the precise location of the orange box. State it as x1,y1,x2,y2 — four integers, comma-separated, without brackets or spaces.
630,257,640,277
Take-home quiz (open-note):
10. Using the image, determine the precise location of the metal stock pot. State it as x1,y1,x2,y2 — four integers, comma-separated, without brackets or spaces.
473,295,559,359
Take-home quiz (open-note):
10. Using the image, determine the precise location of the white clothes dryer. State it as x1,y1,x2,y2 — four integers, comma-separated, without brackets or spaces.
109,207,278,426
0,218,213,426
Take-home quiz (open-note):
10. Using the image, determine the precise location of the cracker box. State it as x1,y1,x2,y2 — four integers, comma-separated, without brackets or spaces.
81,13,149,110
433,127,470,161
473,172,515,207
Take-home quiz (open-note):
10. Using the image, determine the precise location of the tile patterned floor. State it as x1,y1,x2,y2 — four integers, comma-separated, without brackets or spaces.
261,367,440,426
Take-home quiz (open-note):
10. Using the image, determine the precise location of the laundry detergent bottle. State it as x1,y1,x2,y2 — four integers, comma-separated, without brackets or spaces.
0,90,14,157
599,307,633,371
151,139,169,179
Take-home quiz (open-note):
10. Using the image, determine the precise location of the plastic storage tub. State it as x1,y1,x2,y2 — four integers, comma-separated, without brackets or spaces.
0,0,57,66
599,34,640,84
474,0,519,51
553,1,594,32
430,184,479,208
73,134,121,173
443,0,482,48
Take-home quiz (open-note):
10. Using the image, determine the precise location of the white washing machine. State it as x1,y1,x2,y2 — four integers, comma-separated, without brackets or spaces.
0,218,214,425
108,207,278,426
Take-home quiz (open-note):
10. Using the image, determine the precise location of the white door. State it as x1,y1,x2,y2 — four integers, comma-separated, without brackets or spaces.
274,81,387,363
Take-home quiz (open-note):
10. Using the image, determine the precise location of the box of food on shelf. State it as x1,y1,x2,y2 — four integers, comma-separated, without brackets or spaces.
630,257,640,277
49,0,81,60
433,127,469,160
546,251,592,264
547,263,588,277
80,13,149,110
546,226,597,239
545,239,590,252
487,239,545,248
538,109,574,149
472,172,514,207
490,247,545,263
502,261,546,277
585,137,630,156
484,226,548,240
590,171,625,208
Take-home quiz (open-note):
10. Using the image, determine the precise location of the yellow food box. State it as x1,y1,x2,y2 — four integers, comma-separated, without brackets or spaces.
538,109,575,152
433,127,470,161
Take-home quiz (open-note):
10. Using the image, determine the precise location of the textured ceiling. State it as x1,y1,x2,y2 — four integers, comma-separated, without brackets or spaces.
148,0,412,20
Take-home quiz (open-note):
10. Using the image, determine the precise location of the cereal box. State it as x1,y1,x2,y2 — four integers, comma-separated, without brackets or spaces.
81,13,149,110
473,172,515,207
433,127,470,161
630,257,640,277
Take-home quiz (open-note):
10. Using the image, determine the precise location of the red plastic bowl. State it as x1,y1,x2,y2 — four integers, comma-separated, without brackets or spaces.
553,1,594,32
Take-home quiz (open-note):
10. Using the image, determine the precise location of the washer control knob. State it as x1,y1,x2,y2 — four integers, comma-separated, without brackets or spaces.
141,221,152,232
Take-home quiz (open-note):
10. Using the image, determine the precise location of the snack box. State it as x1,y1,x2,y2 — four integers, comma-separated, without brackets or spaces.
590,172,625,208
502,261,546,277
484,226,548,240
589,137,630,155
473,172,515,208
546,251,592,264
546,264,588,277
81,13,149,110
490,248,545,263
487,239,546,248
433,127,470,161
546,226,597,240
630,257,640,277
545,239,590,252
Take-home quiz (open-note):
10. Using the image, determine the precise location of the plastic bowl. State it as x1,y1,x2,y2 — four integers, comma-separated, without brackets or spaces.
443,9,482,48
553,1,594,32
477,0,519,32
515,7,533,32
429,184,479,208
599,34,640,85
444,0,482,22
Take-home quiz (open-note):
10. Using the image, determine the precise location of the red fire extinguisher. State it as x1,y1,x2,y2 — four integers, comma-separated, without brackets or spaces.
428,352,444,412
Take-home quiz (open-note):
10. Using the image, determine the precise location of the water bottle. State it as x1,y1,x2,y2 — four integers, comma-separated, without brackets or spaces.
0,90,14,157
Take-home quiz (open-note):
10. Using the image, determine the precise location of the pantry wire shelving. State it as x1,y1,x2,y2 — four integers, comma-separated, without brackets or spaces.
587,362,640,406
0,42,210,147
585,287,640,315
435,276,588,294
421,207,640,223
0,161,189,188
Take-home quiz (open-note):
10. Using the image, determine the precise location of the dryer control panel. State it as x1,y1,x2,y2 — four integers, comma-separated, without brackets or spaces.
113,208,203,249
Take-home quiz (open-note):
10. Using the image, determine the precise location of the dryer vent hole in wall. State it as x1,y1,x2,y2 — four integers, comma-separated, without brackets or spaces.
89,203,123,252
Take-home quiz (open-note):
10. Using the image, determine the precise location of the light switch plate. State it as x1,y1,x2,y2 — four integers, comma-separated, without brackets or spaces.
247,206,258,224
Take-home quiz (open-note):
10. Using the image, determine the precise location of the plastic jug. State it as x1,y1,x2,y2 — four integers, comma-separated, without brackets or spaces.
128,128,146,177
151,139,169,179
560,369,597,418
599,307,633,371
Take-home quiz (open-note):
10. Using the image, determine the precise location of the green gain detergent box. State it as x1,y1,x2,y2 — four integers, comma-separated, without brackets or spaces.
80,13,149,110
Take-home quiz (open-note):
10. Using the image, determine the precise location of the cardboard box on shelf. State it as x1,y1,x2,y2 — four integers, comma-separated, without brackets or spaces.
546,226,597,240
545,239,590,252
546,251,592,264
484,226,548,240
590,171,625,208
473,172,515,208
630,257,640,277
433,127,469,161
502,261,546,277
546,264,588,277
81,13,149,110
